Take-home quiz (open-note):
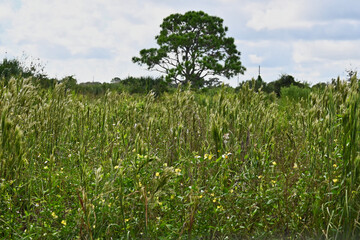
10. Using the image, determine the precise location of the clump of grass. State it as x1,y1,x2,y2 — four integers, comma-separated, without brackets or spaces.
0,76,360,239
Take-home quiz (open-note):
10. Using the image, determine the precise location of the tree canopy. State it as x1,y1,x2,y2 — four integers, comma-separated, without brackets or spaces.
132,11,246,88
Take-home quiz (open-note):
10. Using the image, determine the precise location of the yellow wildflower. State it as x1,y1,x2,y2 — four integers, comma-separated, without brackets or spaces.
51,212,58,219
61,220,66,226
155,172,160,177
333,179,338,183
272,161,277,166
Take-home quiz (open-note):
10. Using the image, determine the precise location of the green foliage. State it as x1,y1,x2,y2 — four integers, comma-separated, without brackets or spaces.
264,74,307,96
0,57,57,90
77,76,171,96
1,75,360,239
132,11,246,88
0,58,34,85
236,75,266,93
280,84,311,101
59,75,77,90
117,76,169,95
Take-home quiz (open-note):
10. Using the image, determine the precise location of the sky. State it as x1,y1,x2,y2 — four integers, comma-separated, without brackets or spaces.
0,0,360,86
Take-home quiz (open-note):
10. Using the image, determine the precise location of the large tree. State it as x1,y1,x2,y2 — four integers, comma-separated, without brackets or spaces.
132,11,246,88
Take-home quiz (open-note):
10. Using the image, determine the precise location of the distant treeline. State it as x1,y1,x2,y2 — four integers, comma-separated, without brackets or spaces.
0,57,344,98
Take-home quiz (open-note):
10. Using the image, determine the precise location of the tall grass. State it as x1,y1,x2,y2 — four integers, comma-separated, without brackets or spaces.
0,76,359,239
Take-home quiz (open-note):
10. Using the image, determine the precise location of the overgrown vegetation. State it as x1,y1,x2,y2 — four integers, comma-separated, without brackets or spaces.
0,70,359,239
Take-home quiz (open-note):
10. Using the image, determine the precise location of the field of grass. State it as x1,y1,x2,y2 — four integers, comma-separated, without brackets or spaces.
0,76,360,239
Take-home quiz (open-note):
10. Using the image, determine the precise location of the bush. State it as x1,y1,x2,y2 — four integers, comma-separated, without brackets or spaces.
280,84,311,101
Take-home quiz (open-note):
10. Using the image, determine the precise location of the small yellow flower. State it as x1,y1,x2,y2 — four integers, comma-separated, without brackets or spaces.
199,195,203,199
44,166,48,170
155,172,160,177
175,168,181,173
208,154,213,160
210,193,214,197
230,189,234,193
170,195,175,199
333,164,337,168
204,154,209,159
258,175,263,179
333,179,338,183
139,182,142,187
163,163,167,167
293,163,298,169
217,205,224,211
213,198,217,203
51,212,58,219
61,220,66,226
272,161,277,166
271,180,276,184
125,218,130,222
114,165,119,169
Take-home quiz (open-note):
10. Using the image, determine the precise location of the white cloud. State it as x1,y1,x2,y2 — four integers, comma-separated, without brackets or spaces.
7,0,172,54
291,40,360,84
246,0,314,31
0,1,15,22
1,0,360,85
249,54,264,64
1,0,175,81
293,40,360,63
